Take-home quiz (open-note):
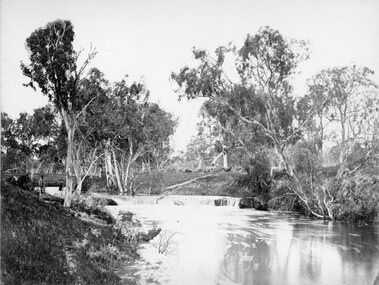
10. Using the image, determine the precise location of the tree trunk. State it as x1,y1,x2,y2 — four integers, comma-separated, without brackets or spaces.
275,143,332,219
319,114,324,160
73,145,83,196
30,163,36,181
196,157,203,171
124,138,134,195
74,162,82,196
211,152,223,166
340,114,346,165
222,149,229,170
104,142,114,187
112,149,123,193
63,125,75,207
124,156,132,195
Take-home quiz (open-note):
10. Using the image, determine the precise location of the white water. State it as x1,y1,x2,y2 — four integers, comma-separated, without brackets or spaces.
104,195,379,285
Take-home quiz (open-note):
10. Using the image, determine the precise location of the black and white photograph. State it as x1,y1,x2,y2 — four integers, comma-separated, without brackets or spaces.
1,0,379,284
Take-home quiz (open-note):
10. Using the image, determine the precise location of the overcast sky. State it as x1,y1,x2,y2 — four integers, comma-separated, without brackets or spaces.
1,0,378,151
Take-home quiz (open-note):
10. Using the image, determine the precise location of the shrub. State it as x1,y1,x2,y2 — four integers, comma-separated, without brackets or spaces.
17,174,35,190
227,151,271,201
87,179,109,193
332,171,379,223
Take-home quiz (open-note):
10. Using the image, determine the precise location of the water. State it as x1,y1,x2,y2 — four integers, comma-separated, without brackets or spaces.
103,195,379,285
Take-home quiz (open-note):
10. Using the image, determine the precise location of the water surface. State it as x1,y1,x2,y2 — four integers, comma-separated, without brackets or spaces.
105,195,379,285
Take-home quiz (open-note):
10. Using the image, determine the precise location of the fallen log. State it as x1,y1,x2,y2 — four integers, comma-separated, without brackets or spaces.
156,174,215,204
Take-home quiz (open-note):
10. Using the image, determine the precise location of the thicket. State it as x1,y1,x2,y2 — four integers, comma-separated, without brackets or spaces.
267,144,379,223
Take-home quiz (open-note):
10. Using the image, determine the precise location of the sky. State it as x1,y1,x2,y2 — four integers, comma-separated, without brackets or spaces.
1,0,379,152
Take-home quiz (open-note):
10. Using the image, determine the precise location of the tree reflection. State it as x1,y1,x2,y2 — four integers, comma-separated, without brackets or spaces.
218,220,379,285
221,233,271,284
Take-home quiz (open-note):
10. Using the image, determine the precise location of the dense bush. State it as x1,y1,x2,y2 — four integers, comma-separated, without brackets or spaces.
268,177,301,212
87,178,114,193
227,152,271,201
332,170,379,223
19,175,33,190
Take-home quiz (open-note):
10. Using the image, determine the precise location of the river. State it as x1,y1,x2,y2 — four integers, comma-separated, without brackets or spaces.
102,195,379,285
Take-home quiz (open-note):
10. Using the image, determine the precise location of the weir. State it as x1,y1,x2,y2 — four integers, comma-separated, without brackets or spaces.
113,195,241,207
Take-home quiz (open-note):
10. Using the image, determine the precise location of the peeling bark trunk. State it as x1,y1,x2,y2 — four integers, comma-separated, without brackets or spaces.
124,138,134,195
340,113,346,165
222,150,229,170
73,145,83,196
104,140,114,187
124,156,132,195
196,157,203,171
62,112,75,207
74,163,82,196
112,149,123,193
275,142,332,220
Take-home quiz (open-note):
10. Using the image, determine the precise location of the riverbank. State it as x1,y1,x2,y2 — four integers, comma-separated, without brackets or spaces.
0,182,158,284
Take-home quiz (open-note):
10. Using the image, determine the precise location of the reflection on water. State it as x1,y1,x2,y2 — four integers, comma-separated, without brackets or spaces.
105,195,379,285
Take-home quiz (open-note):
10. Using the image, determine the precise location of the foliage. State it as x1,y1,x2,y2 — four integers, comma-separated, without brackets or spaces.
21,19,98,206
1,108,63,174
21,20,85,111
332,170,379,223
307,66,378,164
83,72,176,194
172,25,378,221
184,118,216,169
226,150,272,200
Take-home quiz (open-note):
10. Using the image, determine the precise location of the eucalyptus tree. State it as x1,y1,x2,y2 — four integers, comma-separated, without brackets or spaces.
172,46,268,169
72,68,110,194
1,113,19,172
21,20,96,206
82,72,176,194
1,106,60,177
308,66,378,165
140,103,177,170
295,79,333,161
172,27,337,219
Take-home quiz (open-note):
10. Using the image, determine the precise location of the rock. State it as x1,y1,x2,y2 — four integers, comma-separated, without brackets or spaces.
214,198,229,206
120,211,134,222
239,197,268,211
77,195,118,207
102,198,118,206
138,228,162,242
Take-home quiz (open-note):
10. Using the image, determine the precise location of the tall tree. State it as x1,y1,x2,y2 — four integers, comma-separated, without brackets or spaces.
21,20,96,206
1,107,60,176
1,113,19,172
308,66,377,165
172,27,337,219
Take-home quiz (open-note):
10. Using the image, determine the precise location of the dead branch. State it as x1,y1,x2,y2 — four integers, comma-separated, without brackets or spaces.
155,174,216,204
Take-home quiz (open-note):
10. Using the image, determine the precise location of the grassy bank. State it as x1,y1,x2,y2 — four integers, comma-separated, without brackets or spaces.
1,182,140,284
